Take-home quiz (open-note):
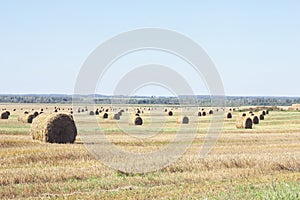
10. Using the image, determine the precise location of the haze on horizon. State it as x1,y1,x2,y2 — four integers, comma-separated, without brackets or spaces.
0,1,299,97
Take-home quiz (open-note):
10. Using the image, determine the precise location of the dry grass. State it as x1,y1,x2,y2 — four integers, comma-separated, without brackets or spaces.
0,104,300,199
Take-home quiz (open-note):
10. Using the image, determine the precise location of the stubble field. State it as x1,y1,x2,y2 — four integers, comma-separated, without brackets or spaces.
0,104,300,199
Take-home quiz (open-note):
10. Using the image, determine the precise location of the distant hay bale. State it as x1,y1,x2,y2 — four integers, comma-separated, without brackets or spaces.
236,117,252,129
266,110,269,114
182,116,189,124
19,114,36,123
137,109,141,114
113,113,120,120
54,109,58,113
1,112,9,119
89,111,95,115
262,111,266,115
95,110,99,115
105,109,109,112
227,113,232,119
198,112,202,116
202,112,206,116
33,112,39,117
209,110,213,115
134,116,143,125
30,113,77,144
13,109,16,111
242,113,247,117
259,114,265,120
252,116,259,124
168,111,173,116
24,111,29,114
103,113,108,119
135,113,140,116
165,109,168,112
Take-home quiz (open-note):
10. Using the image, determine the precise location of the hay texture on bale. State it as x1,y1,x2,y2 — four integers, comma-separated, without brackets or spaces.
236,117,253,129
30,113,77,144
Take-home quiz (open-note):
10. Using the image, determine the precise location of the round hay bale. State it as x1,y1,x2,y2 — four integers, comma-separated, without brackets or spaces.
105,109,109,112
209,110,214,115
266,110,269,114
168,111,173,116
95,110,99,115
30,113,77,143
202,112,206,116
24,111,29,114
19,114,36,123
13,109,16,111
242,113,247,117
134,116,143,125
262,111,266,116
54,109,58,113
252,116,259,124
33,111,39,117
137,109,141,114
1,112,9,119
227,113,232,119
236,117,252,129
70,111,73,114
113,113,120,120
182,116,189,124
198,112,202,116
164,109,168,112
103,113,108,119
89,111,95,116
259,114,265,120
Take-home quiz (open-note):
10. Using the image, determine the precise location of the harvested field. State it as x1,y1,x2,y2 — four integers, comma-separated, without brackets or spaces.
0,104,300,199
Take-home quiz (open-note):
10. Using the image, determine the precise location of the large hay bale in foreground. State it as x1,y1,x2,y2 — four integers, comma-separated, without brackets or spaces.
236,117,252,129
30,113,77,143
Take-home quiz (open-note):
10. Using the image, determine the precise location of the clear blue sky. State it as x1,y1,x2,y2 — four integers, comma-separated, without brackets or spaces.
0,1,299,96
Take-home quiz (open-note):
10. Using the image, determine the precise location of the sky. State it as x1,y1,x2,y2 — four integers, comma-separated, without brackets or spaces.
0,0,299,96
